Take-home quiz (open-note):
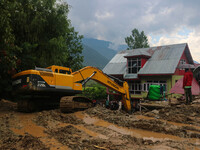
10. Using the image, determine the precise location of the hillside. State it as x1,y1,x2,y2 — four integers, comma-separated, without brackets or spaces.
82,44,109,69
82,38,117,60
81,38,128,69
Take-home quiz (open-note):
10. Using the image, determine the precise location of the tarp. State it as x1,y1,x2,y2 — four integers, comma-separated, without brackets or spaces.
169,77,200,95
148,85,161,100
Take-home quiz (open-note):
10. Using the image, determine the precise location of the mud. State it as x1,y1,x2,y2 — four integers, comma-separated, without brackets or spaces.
0,111,49,150
1,99,200,149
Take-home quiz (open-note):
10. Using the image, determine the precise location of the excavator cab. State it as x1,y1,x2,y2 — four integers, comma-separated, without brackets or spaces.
47,65,72,74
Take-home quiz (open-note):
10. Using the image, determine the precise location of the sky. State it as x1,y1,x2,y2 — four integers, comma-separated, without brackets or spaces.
65,0,200,62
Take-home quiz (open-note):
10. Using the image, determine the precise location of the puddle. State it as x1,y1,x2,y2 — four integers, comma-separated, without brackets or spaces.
136,115,200,130
11,113,45,137
74,111,85,119
75,125,108,139
147,145,178,150
11,113,70,150
147,145,200,150
107,124,182,142
75,112,110,127
58,121,108,139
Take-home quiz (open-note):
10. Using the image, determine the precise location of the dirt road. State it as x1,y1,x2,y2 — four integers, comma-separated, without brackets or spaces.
0,99,200,150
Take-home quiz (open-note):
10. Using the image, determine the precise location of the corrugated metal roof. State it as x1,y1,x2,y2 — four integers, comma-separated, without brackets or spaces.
138,60,178,74
125,49,151,57
103,43,190,75
138,43,187,74
103,62,126,75
109,53,127,63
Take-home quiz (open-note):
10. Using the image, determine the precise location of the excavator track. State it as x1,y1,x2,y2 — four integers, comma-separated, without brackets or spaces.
17,99,36,112
17,97,60,112
60,96,93,113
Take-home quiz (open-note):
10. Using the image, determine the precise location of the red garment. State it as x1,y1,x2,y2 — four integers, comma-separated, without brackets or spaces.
183,71,193,88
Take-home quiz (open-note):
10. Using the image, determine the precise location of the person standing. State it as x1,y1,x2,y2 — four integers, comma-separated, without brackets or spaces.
92,99,97,106
183,68,193,104
118,100,122,111
105,99,109,108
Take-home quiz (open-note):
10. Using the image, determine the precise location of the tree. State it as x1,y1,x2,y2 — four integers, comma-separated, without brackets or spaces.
125,28,149,49
0,0,83,98
82,86,107,100
0,0,21,98
11,0,83,71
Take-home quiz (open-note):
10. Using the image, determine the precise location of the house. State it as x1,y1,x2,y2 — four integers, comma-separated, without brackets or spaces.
103,43,194,100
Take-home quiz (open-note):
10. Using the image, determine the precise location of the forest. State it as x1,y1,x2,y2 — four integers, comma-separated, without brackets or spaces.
0,0,83,98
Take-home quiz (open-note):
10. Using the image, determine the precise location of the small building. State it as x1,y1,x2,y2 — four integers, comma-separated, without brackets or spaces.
103,43,194,100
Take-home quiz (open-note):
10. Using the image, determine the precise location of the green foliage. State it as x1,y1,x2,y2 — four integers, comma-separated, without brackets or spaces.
0,0,21,97
82,85,107,100
125,28,149,50
84,80,102,87
80,81,107,100
0,0,83,98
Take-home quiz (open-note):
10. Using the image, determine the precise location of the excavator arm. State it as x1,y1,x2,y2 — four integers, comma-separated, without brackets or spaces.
72,66,132,113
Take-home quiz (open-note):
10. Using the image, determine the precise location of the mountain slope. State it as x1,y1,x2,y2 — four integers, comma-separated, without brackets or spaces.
82,38,117,60
82,44,109,69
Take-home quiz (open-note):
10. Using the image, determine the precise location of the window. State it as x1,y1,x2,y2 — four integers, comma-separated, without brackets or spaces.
129,81,142,94
59,69,71,74
180,59,186,65
127,58,141,74
129,80,167,95
143,80,167,92
180,59,186,70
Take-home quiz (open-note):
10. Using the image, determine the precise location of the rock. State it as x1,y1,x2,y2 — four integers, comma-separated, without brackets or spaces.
151,109,159,114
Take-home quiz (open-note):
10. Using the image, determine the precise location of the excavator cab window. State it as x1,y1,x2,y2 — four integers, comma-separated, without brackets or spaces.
59,69,71,74
55,69,58,73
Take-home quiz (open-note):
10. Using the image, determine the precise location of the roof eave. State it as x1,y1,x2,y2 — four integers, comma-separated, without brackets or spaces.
138,73,174,76
124,55,151,58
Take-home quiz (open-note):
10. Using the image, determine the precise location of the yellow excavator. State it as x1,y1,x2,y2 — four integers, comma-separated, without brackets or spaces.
12,65,132,113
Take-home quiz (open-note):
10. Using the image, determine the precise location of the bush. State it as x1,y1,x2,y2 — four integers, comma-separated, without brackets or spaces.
81,85,107,100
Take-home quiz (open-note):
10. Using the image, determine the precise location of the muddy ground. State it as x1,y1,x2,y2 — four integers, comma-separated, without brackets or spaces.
1,99,200,150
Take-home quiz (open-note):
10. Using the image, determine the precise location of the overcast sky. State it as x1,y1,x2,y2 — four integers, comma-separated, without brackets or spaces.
66,0,200,62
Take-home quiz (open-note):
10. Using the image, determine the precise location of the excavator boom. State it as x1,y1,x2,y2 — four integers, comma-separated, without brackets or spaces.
71,66,132,112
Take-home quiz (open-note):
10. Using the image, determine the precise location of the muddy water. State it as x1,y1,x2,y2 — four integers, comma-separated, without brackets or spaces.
75,125,108,139
58,121,108,139
11,113,45,137
136,115,200,130
75,111,200,144
11,113,70,150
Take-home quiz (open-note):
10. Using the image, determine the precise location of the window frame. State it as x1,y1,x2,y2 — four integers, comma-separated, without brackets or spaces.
143,80,167,92
129,81,142,95
127,58,141,74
